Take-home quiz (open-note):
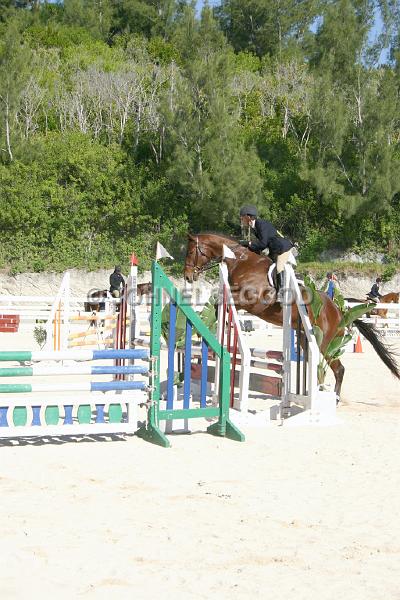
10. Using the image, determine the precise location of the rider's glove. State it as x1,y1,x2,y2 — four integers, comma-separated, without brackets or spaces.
240,240,250,248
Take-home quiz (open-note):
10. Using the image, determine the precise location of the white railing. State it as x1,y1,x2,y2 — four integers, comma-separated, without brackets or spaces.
346,301,400,332
0,294,92,328
280,264,338,424
214,263,252,413
44,272,71,351
282,266,319,414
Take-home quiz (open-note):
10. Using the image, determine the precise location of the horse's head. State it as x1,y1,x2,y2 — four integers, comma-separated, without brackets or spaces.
184,233,217,283
184,232,255,282
388,291,400,304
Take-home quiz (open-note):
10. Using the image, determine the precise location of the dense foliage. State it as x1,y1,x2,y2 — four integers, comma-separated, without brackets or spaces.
0,0,399,273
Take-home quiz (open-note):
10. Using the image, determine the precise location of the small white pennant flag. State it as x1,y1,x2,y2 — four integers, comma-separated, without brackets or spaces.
156,242,174,261
223,244,236,259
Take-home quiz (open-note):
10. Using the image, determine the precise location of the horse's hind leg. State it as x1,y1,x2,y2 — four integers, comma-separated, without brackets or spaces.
329,359,345,404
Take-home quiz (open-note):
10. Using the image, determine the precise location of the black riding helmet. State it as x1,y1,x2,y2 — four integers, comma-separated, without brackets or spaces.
239,205,258,217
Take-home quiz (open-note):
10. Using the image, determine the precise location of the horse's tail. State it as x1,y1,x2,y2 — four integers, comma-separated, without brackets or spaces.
354,319,400,379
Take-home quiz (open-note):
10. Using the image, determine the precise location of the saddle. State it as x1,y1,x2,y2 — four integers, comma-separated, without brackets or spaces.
267,251,297,289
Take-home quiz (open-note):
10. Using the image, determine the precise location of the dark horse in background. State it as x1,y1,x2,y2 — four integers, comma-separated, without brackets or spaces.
184,233,400,401
84,282,152,314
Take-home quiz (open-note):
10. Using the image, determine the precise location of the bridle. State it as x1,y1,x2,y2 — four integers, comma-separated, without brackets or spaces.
185,237,220,275
185,236,243,276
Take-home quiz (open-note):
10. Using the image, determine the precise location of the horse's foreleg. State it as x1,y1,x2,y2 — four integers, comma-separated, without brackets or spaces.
329,359,345,404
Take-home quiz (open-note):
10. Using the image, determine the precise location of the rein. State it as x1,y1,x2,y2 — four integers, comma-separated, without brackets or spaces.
185,236,243,275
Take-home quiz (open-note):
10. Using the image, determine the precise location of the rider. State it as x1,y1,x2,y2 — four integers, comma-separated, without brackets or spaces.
109,265,125,298
367,277,382,303
239,205,293,301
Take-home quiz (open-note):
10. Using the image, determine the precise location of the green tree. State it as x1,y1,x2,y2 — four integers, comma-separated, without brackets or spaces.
216,0,321,58
0,133,144,270
305,1,400,248
165,4,263,230
0,17,33,161
113,0,180,40
63,0,113,40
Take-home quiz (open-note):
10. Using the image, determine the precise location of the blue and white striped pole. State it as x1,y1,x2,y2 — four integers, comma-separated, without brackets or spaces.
0,365,148,377
0,349,149,362
0,380,148,393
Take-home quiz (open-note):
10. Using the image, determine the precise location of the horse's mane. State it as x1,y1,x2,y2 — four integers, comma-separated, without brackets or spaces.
189,231,272,267
191,231,240,243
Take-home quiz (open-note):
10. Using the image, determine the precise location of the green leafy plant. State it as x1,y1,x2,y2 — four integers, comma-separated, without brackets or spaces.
382,264,397,282
161,300,217,348
33,325,47,349
304,276,375,385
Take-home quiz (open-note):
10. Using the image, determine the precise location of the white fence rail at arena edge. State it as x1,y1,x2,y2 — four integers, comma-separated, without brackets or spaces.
0,272,151,338
346,301,400,335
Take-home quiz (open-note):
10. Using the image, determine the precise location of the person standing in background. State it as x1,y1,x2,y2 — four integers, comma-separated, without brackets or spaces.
325,272,339,300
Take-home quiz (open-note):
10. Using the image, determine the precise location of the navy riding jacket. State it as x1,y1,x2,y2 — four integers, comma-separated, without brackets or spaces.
250,218,293,257
368,283,381,299
109,271,125,293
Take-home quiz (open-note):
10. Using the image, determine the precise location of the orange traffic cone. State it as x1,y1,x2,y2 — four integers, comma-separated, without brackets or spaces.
354,334,363,353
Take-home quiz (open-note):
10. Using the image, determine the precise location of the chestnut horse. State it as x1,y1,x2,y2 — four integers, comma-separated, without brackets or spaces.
346,292,400,320
373,292,400,319
184,233,400,400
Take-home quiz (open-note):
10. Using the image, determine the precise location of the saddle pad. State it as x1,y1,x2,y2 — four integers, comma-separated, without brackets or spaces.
267,264,276,288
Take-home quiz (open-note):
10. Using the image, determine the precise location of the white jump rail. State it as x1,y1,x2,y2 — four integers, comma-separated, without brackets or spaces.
281,264,337,425
214,262,252,413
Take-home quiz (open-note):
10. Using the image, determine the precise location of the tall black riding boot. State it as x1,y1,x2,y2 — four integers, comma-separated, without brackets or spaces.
276,270,284,302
